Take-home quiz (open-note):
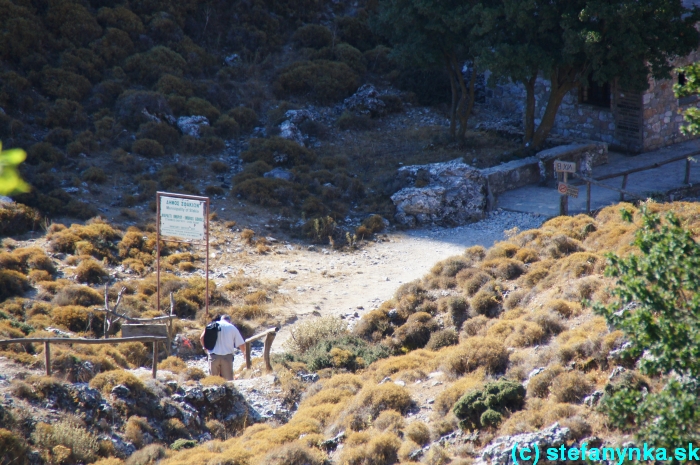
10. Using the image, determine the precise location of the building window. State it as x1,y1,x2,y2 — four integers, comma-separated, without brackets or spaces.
579,74,611,108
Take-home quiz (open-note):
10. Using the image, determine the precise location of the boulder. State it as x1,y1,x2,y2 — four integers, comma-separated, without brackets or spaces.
278,109,316,146
475,423,570,465
537,142,608,187
391,159,487,227
263,167,295,182
177,115,210,138
344,84,386,117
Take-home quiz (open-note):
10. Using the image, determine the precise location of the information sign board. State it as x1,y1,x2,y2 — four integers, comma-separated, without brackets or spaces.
160,195,205,240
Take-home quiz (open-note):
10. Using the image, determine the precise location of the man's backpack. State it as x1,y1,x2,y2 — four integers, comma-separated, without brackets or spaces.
203,322,220,351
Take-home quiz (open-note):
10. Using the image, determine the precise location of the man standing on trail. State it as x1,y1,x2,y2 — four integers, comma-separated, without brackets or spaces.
200,314,246,380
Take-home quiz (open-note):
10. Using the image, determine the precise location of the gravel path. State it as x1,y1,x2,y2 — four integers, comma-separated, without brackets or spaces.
272,210,547,350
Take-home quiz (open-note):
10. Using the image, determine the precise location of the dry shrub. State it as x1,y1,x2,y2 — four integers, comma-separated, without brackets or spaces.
391,312,437,351
354,383,413,418
426,329,459,351
544,299,581,318
487,319,546,348
31,420,99,464
464,245,486,262
158,356,187,373
460,315,491,338
460,270,492,296
526,365,564,398
89,369,144,395
514,247,540,263
125,416,152,448
519,259,555,288
524,309,566,337
504,289,528,310
51,305,103,333
550,371,594,403
240,229,255,245
443,337,508,376
0,270,29,301
125,444,165,465
75,258,107,284
431,257,470,277
373,410,405,433
132,138,165,158
480,258,526,280
485,242,519,260
201,376,226,386
339,432,401,465
405,421,430,446
52,285,103,307
284,316,347,354
398,440,421,462
292,24,333,49
555,318,608,363
185,367,205,381
470,281,503,317
263,442,324,465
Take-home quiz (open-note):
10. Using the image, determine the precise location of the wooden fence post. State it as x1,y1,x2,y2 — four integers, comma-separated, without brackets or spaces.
686,158,691,184
44,341,51,376
586,182,591,214
152,339,158,379
620,174,629,201
263,332,276,372
245,342,252,369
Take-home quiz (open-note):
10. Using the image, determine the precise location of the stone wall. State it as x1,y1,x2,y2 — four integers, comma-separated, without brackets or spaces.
484,52,700,153
642,51,700,151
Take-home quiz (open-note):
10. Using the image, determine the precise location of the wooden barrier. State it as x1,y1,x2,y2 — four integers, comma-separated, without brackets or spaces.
0,336,168,378
244,327,278,372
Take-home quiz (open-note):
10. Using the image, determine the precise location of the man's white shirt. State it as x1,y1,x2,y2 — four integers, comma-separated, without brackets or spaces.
209,320,245,355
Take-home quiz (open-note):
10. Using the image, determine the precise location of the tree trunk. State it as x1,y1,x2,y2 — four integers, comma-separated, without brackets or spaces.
457,62,477,141
531,68,578,149
523,74,537,144
445,56,458,140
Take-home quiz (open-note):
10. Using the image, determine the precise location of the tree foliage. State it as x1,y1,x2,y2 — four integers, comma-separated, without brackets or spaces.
480,0,700,148
674,62,700,135
372,0,483,140
0,142,30,196
594,205,700,450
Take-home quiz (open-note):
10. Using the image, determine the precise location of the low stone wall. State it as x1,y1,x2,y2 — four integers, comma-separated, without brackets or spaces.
537,142,608,187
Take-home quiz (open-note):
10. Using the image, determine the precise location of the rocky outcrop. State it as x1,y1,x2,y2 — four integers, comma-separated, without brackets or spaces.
475,423,570,465
278,109,316,146
343,84,386,117
177,116,210,138
391,159,487,227
263,167,295,182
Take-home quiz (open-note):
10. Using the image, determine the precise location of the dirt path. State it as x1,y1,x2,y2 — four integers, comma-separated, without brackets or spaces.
210,211,546,351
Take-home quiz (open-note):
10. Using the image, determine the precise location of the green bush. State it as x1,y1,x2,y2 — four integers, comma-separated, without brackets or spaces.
136,122,180,150
337,111,372,131
45,128,73,147
45,99,86,127
214,115,240,138
275,60,359,104
364,46,397,74
116,90,172,129
133,139,165,158
91,27,134,65
27,143,63,166
392,312,438,351
170,439,197,450
452,380,526,430
227,107,259,132
125,46,187,84
81,167,107,184
295,334,390,372
41,68,92,101
46,1,102,46
336,16,376,52
333,43,367,74
185,97,220,122
97,6,145,35
595,206,700,448
241,137,316,167
292,24,333,49
60,48,105,83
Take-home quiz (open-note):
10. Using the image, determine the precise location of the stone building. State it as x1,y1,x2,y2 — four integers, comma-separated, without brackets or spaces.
484,3,700,153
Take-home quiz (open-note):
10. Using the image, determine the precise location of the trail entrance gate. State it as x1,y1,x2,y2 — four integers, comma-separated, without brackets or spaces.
156,192,211,317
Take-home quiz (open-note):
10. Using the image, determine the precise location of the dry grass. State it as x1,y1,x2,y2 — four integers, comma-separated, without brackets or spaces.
442,336,508,376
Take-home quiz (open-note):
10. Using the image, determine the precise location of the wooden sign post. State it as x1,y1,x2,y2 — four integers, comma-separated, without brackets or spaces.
554,160,576,216
156,192,210,318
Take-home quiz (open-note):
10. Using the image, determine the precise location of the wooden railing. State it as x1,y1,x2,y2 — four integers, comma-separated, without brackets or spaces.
572,151,699,213
244,327,278,372
0,336,167,378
